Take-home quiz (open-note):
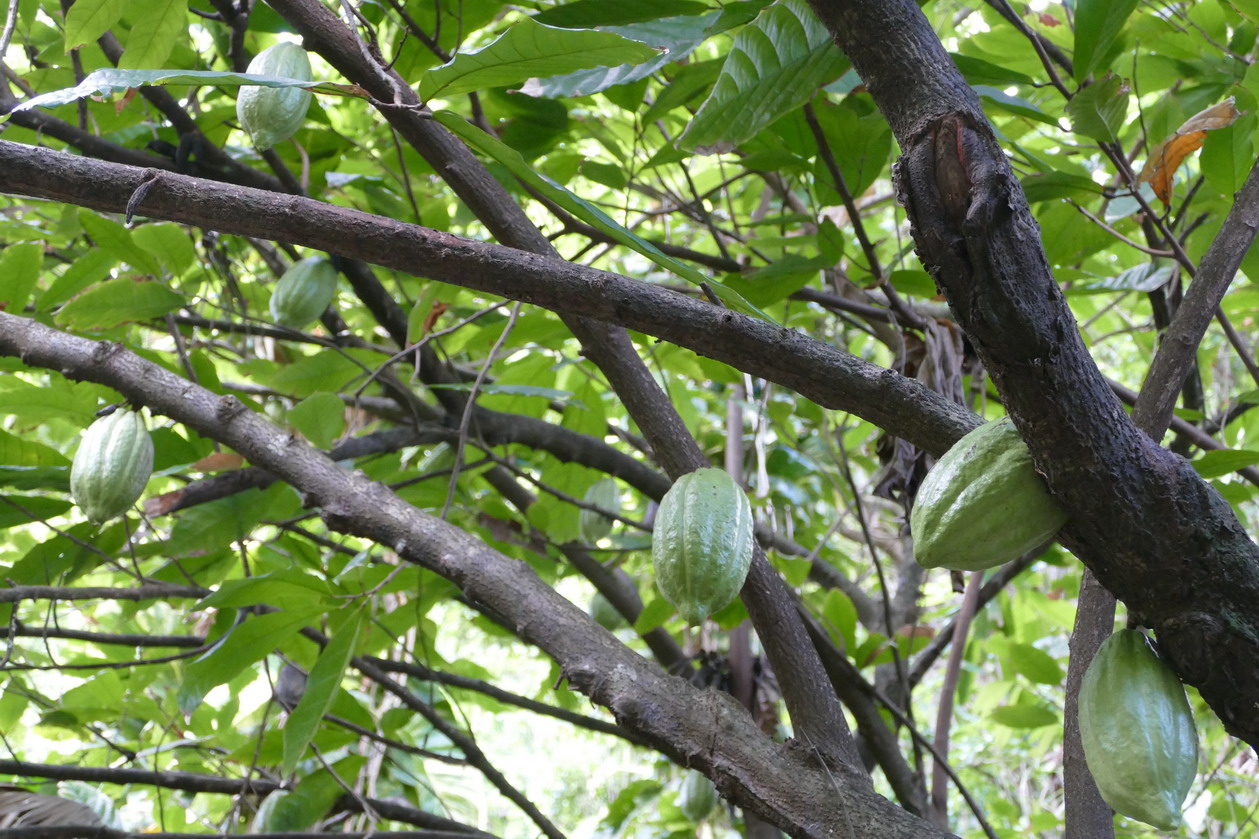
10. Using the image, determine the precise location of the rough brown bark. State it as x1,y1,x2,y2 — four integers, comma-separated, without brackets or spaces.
808,0,1259,749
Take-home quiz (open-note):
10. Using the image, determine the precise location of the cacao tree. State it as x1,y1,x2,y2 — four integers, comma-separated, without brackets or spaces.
0,0,1257,837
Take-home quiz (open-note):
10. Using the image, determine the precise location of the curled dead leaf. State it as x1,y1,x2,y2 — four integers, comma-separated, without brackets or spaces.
1139,97,1242,204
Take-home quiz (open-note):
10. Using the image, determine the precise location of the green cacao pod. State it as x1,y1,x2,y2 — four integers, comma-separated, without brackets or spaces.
236,42,313,150
269,257,339,328
1079,629,1198,831
70,408,154,523
580,478,621,543
588,591,625,630
652,467,753,625
910,416,1068,570
678,771,718,822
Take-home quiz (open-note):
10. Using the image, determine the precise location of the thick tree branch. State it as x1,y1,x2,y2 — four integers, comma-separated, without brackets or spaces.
0,140,975,458
810,0,1259,749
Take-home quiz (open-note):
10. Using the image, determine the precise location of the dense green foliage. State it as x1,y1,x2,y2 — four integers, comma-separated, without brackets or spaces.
1,0,1258,837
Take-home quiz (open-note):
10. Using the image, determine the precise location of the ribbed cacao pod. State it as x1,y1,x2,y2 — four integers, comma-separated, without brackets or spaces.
910,416,1068,570
236,42,313,151
269,257,339,328
580,478,621,543
678,771,717,822
69,408,153,523
1079,629,1198,831
652,467,753,625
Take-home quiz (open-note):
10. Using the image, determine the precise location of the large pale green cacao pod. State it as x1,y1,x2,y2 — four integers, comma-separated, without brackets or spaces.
580,478,621,543
651,467,753,625
678,771,718,822
1078,629,1198,831
69,408,153,523
236,42,313,150
269,257,339,328
909,416,1068,570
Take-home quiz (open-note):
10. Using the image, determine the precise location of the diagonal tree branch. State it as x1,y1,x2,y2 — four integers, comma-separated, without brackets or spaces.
0,139,976,457
0,313,957,839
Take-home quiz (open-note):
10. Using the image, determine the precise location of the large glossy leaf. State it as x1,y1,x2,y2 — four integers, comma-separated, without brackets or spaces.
532,0,709,28
417,19,658,101
54,277,184,330
119,0,188,70
1067,74,1130,143
7,68,354,115
520,13,716,99
680,0,848,153
1073,0,1139,82
282,608,364,773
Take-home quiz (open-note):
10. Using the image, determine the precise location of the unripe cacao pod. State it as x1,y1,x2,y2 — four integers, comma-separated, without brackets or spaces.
70,408,154,523
1078,629,1198,831
652,467,752,625
588,592,624,630
236,42,313,151
269,257,339,328
580,478,620,543
678,771,717,822
910,417,1068,570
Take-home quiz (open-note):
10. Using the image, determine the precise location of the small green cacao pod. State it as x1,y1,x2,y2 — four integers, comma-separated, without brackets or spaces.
70,408,154,523
910,416,1068,570
677,771,718,822
580,478,621,543
588,591,625,630
652,467,753,625
236,42,313,150
1079,629,1198,831
269,257,339,328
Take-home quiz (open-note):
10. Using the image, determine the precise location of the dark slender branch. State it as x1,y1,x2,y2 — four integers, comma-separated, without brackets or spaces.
0,761,483,834
364,657,655,747
0,623,203,647
0,585,207,603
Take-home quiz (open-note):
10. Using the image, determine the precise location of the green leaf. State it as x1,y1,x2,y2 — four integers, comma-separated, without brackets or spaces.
1193,448,1259,479
1074,0,1139,82
433,110,767,318
131,223,197,276
532,0,709,27
118,0,188,70
0,495,74,528
1003,642,1064,686
1200,113,1257,199
1067,74,1130,143
77,210,161,274
194,571,338,612
64,0,124,51
680,0,848,153
283,608,363,773
287,392,345,450
0,242,43,313
7,68,349,115
519,14,715,99
39,249,118,312
54,277,184,330
975,86,1058,126
990,703,1059,729
417,18,658,101
1020,171,1106,203
178,609,317,714
950,53,1035,86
